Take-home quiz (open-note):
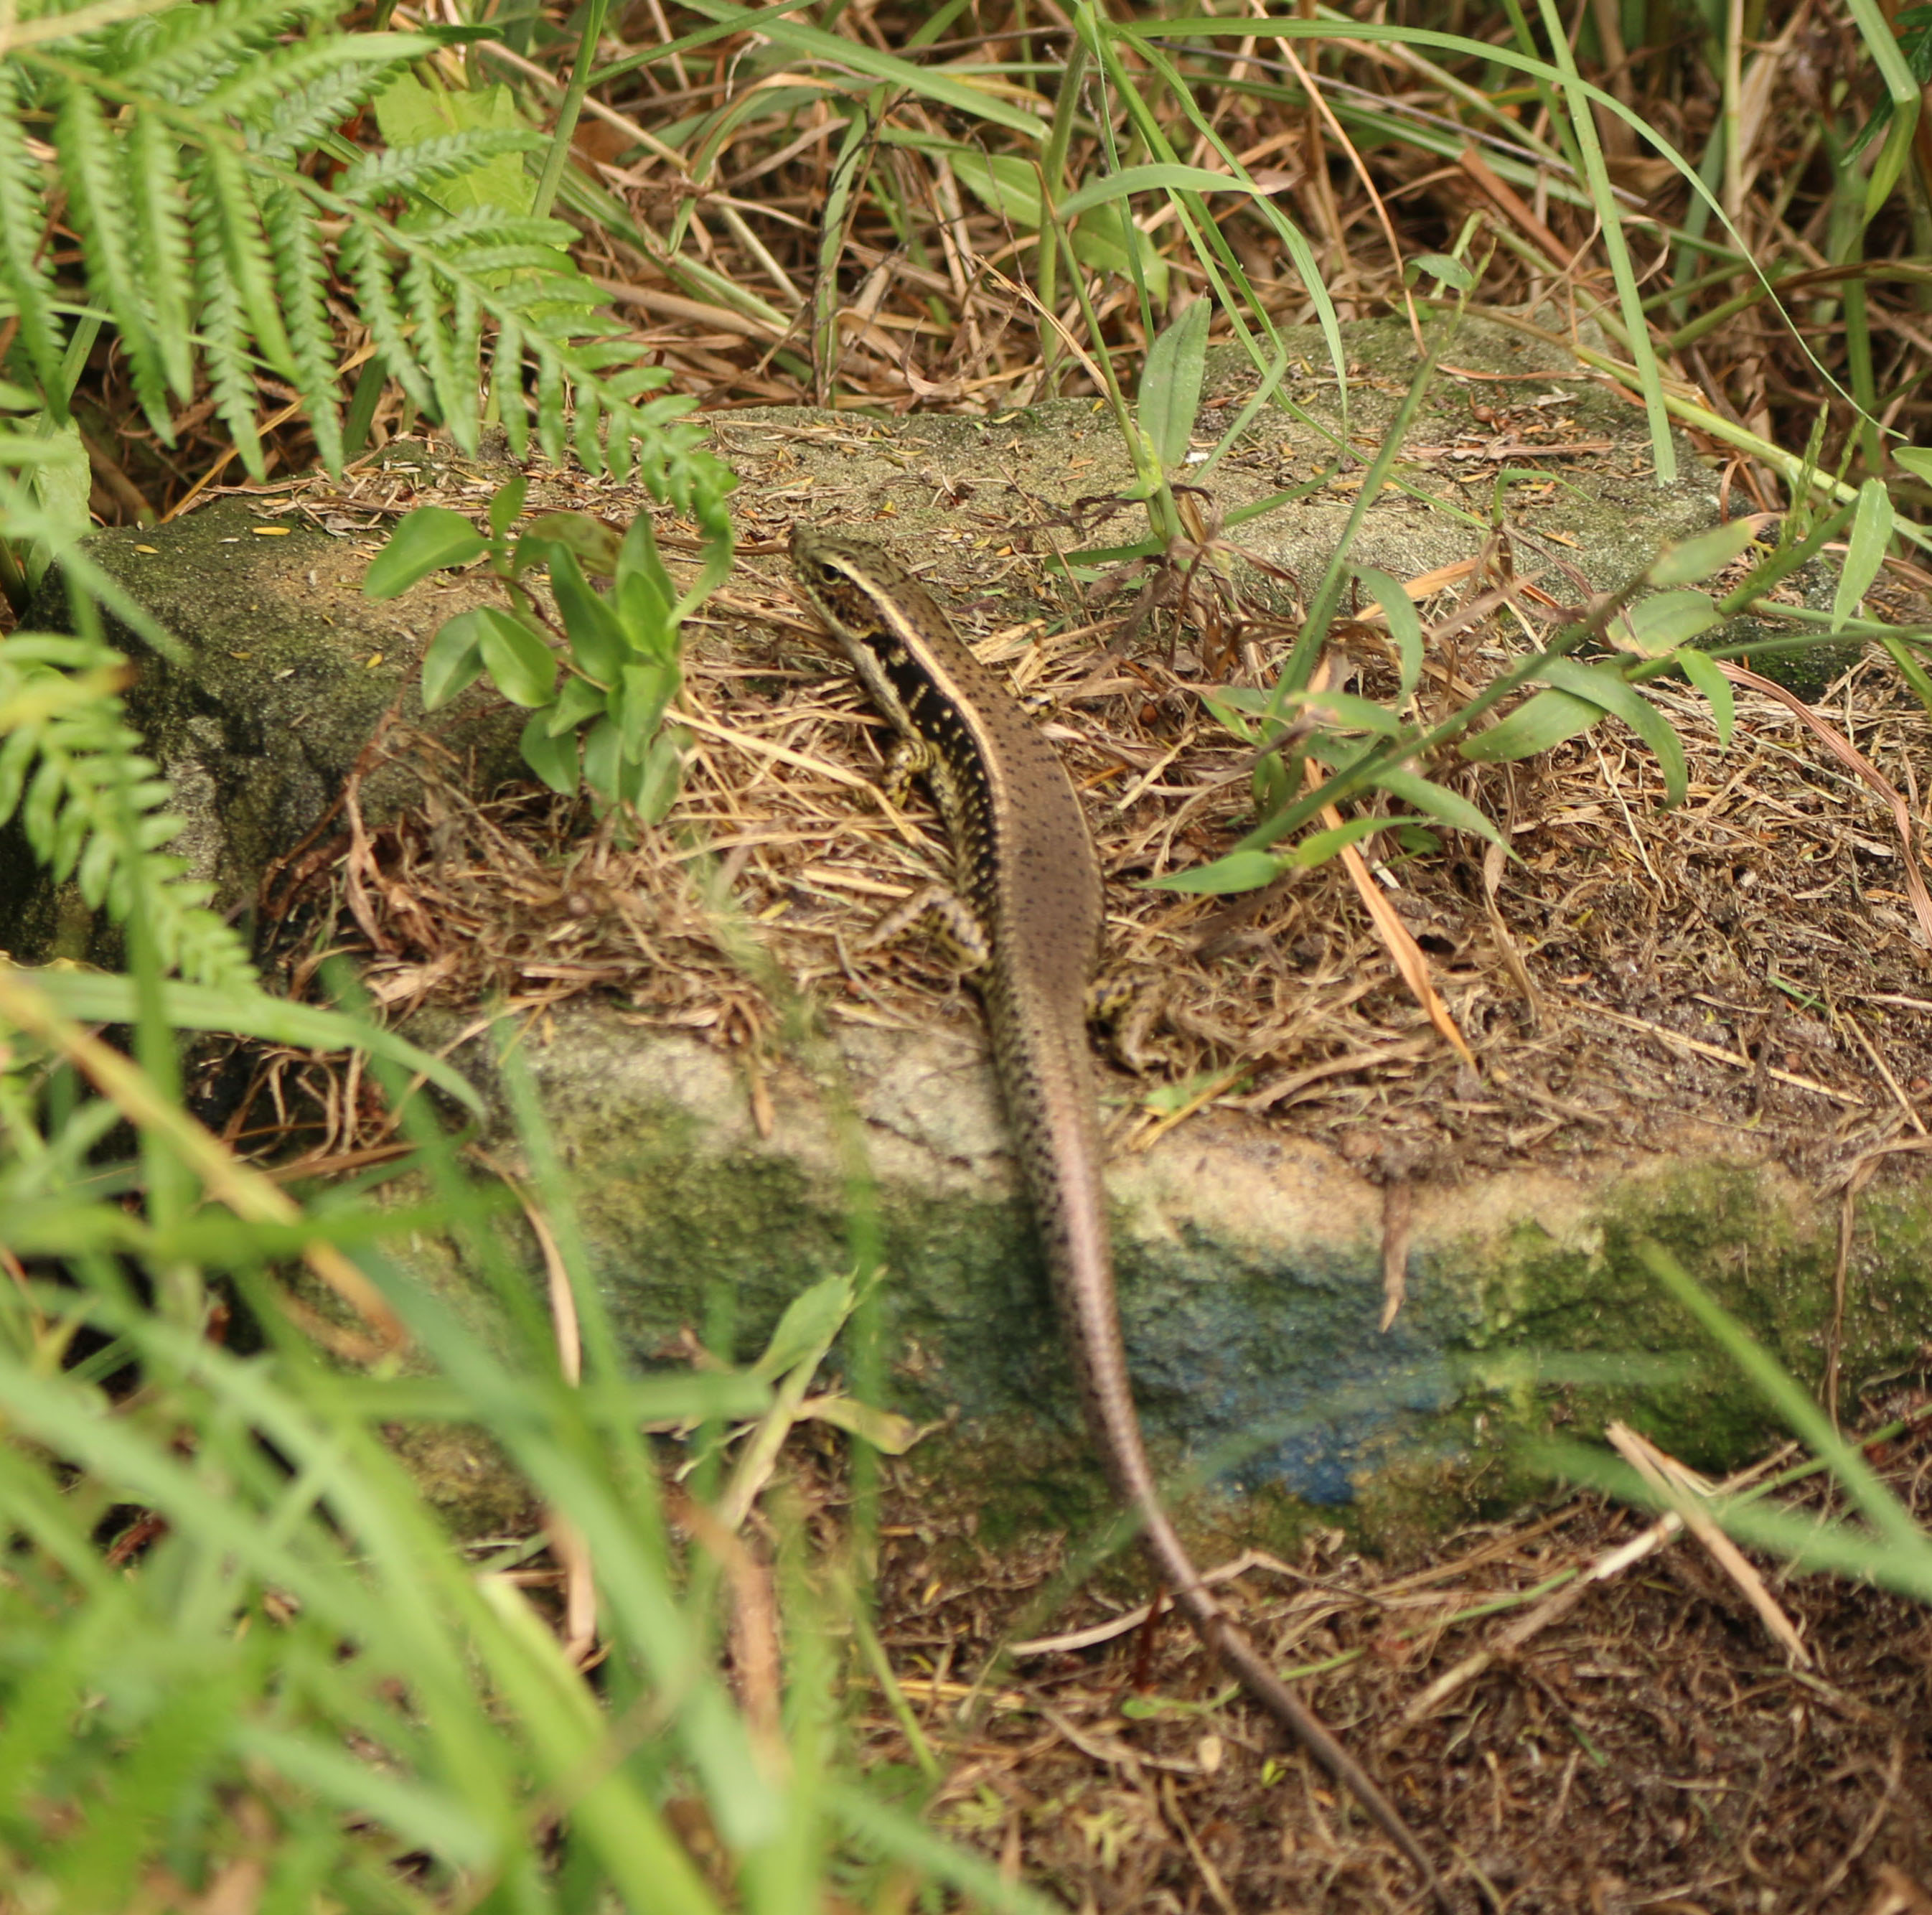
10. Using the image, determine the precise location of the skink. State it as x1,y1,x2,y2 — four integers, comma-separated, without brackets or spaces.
789,525,1443,1903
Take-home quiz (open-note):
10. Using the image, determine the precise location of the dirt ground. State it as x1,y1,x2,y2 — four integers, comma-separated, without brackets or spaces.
860,1423,1932,1914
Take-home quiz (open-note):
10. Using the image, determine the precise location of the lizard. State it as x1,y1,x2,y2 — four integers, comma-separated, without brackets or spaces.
788,525,1445,1904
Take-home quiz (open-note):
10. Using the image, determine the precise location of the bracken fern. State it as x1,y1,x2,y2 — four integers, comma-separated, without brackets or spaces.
1,0,731,518
0,629,257,991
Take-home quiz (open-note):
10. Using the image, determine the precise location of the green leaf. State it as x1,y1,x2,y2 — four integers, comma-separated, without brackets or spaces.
1646,517,1758,586
797,1394,922,1453
1407,252,1473,290
1460,687,1605,763
636,731,686,823
1358,568,1422,700
372,75,535,220
1285,815,1421,868
581,713,620,802
1371,768,1507,851
1069,217,1168,305
1298,689,1405,736
518,511,624,578
1144,848,1285,895
420,610,489,709
1832,477,1894,632
24,418,90,586
615,660,677,759
1138,297,1210,473
487,476,527,538
750,1275,855,1383
518,707,580,792
544,675,609,735
1537,657,1687,806
548,549,628,684
1895,447,1932,483
947,147,1044,227
364,507,487,599
1616,590,1720,657
475,608,558,706
1672,645,1736,747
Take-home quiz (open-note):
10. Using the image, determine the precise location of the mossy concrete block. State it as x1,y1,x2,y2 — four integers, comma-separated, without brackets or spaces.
392,1002,1919,1549
9,483,522,963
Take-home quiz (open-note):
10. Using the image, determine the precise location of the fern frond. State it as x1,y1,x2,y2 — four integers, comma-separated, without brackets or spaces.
533,345,566,466
190,248,266,479
263,185,342,472
213,35,427,155
400,254,470,449
127,112,194,410
195,138,294,378
489,315,527,458
337,220,434,416
0,632,257,991
0,77,64,412
334,129,548,205
57,87,172,431
108,0,337,108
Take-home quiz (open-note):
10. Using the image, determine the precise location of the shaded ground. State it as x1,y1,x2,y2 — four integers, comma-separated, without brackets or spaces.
854,1416,1932,1914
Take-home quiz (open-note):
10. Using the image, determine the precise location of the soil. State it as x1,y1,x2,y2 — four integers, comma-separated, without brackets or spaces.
854,1424,1932,1914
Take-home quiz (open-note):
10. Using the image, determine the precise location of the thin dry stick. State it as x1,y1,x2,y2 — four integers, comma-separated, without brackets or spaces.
1403,1514,1682,1720
1605,1419,1811,1667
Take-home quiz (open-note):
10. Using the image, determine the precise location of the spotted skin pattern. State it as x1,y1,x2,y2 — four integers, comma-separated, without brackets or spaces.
789,527,1445,1904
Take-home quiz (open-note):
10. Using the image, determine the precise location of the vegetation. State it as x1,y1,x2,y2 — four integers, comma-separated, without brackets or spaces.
1,0,1930,1906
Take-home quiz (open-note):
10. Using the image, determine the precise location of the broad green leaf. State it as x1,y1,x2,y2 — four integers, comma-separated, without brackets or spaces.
1145,848,1285,895
420,610,489,709
614,660,677,758
1672,645,1736,747
1358,568,1422,700
1285,815,1422,868
1832,477,1894,632
1617,590,1720,657
615,517,676,658
364,507,487,599
548,549,627,684
1371,768,1507,851
1646,516,1758,586
947,148,1043,227
1460,686,1605,762
581,712,620,802
1297,689,1405,736
751,1274,855,1382
476,607,557,706
1895,447,1932,483
1070,217,1169,304
635,731,687,824
519,707,580,792
543,674,608,736
1138,297,1210,472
